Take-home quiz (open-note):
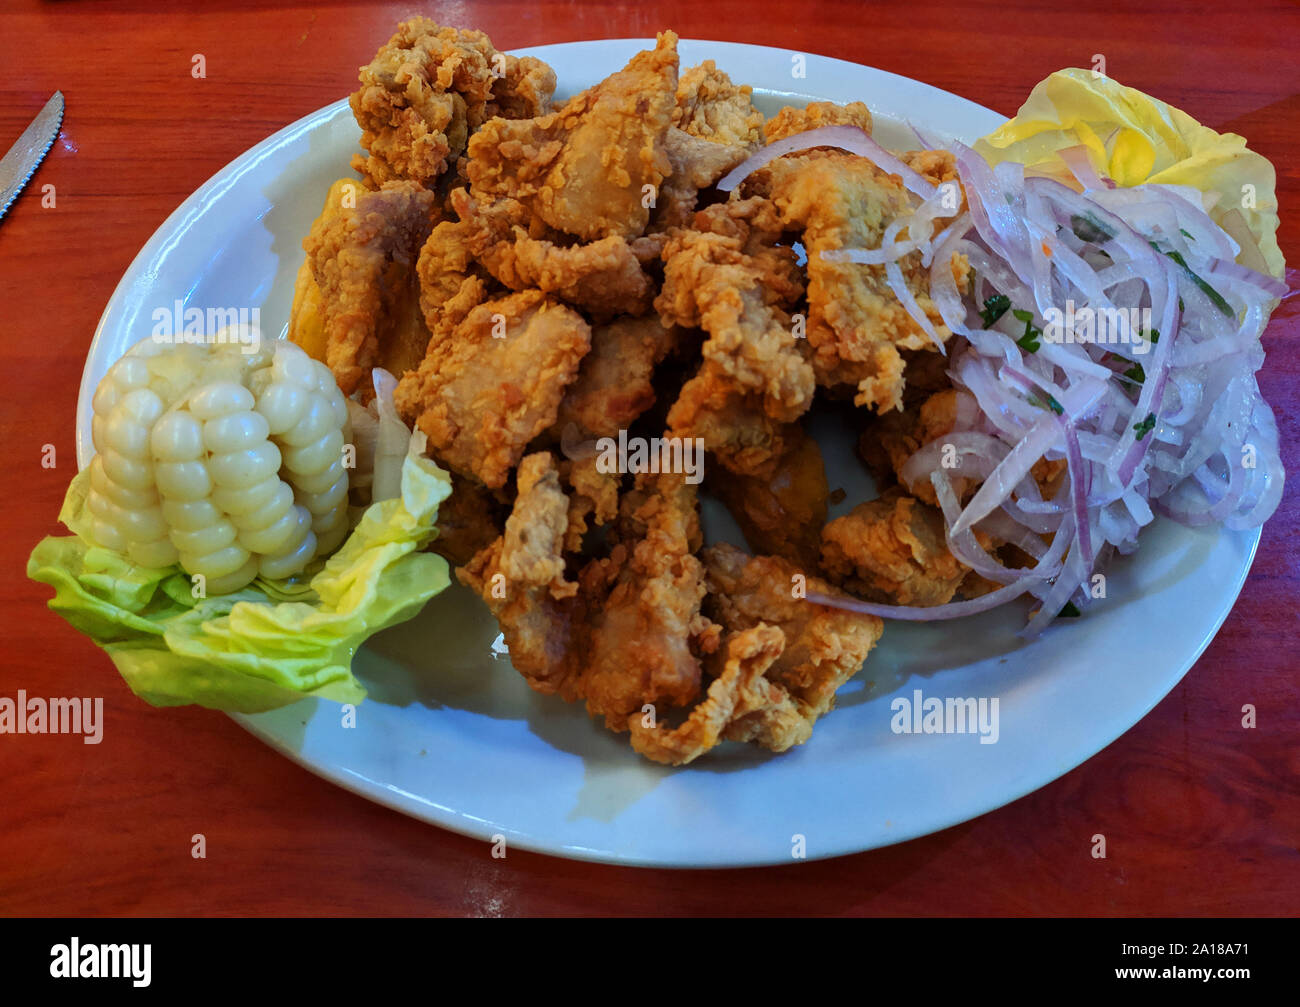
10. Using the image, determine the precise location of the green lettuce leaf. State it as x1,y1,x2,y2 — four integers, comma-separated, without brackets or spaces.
27,437,453,714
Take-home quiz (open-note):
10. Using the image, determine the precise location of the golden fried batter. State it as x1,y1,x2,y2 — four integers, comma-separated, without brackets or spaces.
764,100,874,142
296,179,436,395
458,452,581,696
759,149,966,413
350,20,502,187
449,188,655,318
394,290,591,488
551,314,682,547
652,126,749,231
628,624,794,765
460,470,718,735
703,543,884,734
465,32,679,241
488,54,557,120
673,60,765,150
820,488,972,606
620,543,885,763
659,197,813,475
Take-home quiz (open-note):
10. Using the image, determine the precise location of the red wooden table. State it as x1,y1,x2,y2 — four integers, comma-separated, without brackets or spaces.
1,0,1296,916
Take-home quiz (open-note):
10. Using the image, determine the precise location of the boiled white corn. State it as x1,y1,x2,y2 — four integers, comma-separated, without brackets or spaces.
85,330,353,594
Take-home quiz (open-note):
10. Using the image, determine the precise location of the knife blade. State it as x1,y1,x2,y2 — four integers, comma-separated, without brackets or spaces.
0,91,65,223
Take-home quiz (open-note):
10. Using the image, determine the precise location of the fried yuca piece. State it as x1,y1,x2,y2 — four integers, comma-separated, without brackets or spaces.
288,178,435,393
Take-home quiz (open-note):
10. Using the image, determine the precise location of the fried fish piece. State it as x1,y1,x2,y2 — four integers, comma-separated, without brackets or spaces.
555,314,681,440
551,313,684,548
457,452,582,696
651,126,749,231
659,197,812,474
631,543,885,765
758,149,967,413
460,469,717,730
659,198,808,418
703,543,884,747
350,19,503,188
627,624,794,765
487,54,557,120
394,289,591,488
465,32,679,241
449,188,655,318
293,178,437,395
819,487,972,606
763,99,874,142
579,472,716,729
415,215,493,338
672,60,764,150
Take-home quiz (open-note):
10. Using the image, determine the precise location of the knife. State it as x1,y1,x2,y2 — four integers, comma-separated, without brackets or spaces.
0,91,64,223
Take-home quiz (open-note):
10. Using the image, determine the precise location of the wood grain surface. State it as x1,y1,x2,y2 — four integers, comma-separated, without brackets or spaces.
0,0,1296,917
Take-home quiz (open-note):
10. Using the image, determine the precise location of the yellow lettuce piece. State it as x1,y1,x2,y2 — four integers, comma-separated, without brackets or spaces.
976,68,1284,278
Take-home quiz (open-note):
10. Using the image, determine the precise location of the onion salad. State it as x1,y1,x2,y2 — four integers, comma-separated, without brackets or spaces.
721,125,1289,635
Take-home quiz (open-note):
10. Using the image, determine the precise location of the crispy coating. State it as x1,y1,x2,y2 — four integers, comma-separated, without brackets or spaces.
552,314,681,547
458,452,581,695
628,624,794,765
415,216,492,338
672,60,764,150
466,32,679,241
764,100,874,142
298,179,436,395
394,290,591,488
558,315,679,438
659,197,813,475
350,20,502,187
666,368,800,478
459,470,717,731
702,543,885,749
652,126,749,231
488,54,557,119
709,427,828,570
559,455,620,552
580,473,714,728
449,188,655,318
820,488,972,606
760,149,967,413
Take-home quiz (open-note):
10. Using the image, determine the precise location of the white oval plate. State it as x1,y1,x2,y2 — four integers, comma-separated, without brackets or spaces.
76,39,1259,867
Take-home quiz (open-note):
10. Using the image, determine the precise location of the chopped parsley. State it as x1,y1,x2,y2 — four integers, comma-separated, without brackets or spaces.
1118,358,1146,384
1012,308,1042,352
979,293,1011,328
1132,412,1157,440
1058,601,1082,618
1179,228,1194,240
1070,212,1114,244
1028,391,1065,415
1146,327,1160,345
1151,242,1233,317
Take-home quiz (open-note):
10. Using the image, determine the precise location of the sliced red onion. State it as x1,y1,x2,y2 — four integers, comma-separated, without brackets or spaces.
716,125,938,198
811,140,1285,631
1056,144,1112,190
